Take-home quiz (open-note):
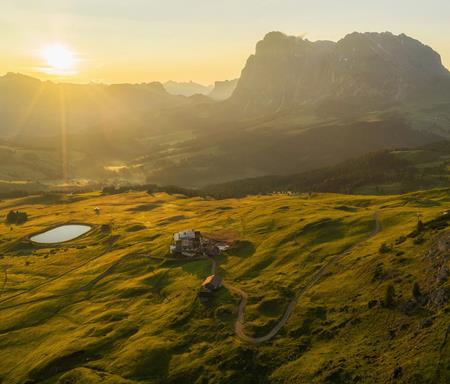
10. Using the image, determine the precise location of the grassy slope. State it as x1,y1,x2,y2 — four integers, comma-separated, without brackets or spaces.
0,189,449,383
203,141,450,198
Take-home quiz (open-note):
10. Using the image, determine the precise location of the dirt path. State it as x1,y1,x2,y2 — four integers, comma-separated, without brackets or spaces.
0,243,115,306
0,266,9,298
210,257,218,275
0,252,150,311
0,250,214,312
225,212,381,344
149,255,209,262
0,212,381,341
81,253,152,291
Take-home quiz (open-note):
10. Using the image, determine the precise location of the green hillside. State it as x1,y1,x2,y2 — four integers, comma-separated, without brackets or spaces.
0,189,449,383
203,141,450,197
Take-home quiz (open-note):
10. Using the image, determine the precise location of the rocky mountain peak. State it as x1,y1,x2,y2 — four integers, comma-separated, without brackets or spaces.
230,31,450,116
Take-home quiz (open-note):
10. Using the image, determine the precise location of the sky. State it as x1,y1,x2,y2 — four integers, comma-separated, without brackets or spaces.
1,0,449,84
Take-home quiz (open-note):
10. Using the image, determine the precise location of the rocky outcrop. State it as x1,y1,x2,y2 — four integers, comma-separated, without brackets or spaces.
208,79,238,100
229,31,450,116
424,230,450,308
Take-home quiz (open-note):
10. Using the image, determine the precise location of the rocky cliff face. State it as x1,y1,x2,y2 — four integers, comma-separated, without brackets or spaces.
230,31,450,115
208,79,238,100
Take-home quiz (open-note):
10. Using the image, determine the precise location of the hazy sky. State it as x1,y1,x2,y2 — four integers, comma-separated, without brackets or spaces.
1,0,449,84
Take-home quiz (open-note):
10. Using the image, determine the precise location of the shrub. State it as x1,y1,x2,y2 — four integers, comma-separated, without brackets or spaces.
384,285,396,308
372,263,385,282
379,243,391,254
6,210,16,224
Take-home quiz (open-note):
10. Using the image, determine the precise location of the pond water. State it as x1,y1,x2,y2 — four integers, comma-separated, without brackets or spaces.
30,224,92,244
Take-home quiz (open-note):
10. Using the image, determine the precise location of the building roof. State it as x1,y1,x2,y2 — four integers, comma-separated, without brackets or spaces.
173,230,197,241
202,274,222,289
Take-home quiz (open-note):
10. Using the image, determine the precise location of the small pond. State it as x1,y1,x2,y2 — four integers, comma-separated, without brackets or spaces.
30,224,92,244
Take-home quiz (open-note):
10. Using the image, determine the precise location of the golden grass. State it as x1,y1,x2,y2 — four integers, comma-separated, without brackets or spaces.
0,189,449,383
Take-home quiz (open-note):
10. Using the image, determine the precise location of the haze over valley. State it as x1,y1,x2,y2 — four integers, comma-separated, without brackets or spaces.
1,31,449,191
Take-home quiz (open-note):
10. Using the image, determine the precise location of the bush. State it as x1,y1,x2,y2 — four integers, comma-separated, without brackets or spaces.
379,243,391,254
6,210,28,225
372,263,385,282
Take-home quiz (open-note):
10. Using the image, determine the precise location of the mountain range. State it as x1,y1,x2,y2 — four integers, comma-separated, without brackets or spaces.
163,79,238,100
230,31,450,119
1,31,449,189
163,81,214,97
0,72,199,138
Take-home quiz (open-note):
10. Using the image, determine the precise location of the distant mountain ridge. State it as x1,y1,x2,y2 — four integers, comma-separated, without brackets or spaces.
163,80,213,97
230,31,450,116
1,31,450,188
0,73,193,137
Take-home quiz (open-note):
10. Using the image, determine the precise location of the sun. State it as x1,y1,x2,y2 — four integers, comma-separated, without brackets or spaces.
41,44,76,74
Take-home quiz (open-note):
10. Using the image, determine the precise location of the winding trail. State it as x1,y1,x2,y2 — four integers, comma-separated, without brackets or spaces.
0,243,115,306
0,253,151,311
80,253,152,291
149,255,208,262
0,212,381,345
0,266,9,298
0,250,209,311
225,212,381,344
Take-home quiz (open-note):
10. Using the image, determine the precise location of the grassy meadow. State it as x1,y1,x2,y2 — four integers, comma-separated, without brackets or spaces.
0,189,449,383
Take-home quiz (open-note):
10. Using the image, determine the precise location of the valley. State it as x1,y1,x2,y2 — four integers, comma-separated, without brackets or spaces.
1,31,450,191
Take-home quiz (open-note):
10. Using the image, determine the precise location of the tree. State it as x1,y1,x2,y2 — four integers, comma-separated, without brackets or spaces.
379,243,391,254
384,284,396,308
412,282,422,299
102,185,117,195
6,210,16,224
417,219,424,233
15,211,28,224
5,210,28,225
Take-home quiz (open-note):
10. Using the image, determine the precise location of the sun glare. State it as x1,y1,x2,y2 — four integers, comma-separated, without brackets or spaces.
41,44,76,75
